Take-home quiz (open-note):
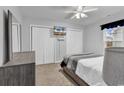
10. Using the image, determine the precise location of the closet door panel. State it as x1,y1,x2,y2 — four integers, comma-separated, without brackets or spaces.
32,28,37,51
32,27,54,65
37,30,45,64
44,38,54,64
44,30,54,64
60,39,66,58
32,27,45,65
55,38,66,62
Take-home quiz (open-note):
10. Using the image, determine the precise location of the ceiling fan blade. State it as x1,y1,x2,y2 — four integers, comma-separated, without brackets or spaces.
83,8,98,13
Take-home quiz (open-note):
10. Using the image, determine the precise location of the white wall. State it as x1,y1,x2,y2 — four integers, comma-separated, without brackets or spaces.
83,23,104,55
0,8,5,66
0,6,22,66
83,10,124,55
21,23,31,51
66,30,83,55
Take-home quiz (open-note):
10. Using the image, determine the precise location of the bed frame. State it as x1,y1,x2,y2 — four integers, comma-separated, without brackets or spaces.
62,67,89,86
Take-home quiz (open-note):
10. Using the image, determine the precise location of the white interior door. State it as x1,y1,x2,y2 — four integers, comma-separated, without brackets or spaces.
32,27,45,65
66,30,83,55
32,26,54,65
12,24,20,52
55,38,66,63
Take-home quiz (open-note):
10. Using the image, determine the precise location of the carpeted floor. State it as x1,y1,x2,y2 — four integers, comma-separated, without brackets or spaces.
36,63,77,86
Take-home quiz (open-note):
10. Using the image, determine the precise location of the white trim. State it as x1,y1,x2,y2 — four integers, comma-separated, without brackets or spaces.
29,25,32,51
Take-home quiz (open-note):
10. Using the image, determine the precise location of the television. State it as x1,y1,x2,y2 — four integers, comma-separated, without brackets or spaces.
53,26,66,36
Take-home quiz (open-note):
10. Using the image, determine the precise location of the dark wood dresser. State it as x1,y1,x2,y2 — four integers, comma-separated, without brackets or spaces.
0,52,35,86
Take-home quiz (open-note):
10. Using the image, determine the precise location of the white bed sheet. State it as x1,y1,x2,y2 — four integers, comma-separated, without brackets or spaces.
75,56,107,86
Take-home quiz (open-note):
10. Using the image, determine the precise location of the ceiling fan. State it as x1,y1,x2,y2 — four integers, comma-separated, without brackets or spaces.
65,6,98,19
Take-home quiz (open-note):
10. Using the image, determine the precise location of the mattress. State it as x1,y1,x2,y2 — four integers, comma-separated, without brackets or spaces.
75,56,107,86
66,54,101,72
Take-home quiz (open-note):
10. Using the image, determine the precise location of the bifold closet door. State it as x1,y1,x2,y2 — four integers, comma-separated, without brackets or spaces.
32,27,54,65
32,27,45,65
66,30,83,55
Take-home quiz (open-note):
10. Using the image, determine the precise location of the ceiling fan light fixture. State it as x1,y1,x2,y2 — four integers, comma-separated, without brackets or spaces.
76,13,80,19
65,6,97,19
81,13,88,18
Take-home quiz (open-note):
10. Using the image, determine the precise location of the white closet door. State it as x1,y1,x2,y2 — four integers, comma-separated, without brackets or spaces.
55,38,66,63
59,39,66,58
32,27,54,65
44,30,54,64
12,24,20,52
66,30,83,55
32,27,45,65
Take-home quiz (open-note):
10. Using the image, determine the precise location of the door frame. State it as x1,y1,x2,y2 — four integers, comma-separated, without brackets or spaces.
12,23,21,52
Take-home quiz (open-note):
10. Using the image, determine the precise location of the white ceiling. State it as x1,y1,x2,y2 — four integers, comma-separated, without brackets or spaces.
18,6,124,26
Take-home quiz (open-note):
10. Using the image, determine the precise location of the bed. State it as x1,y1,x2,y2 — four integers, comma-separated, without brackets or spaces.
62,47,124,86
61,53,106,86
